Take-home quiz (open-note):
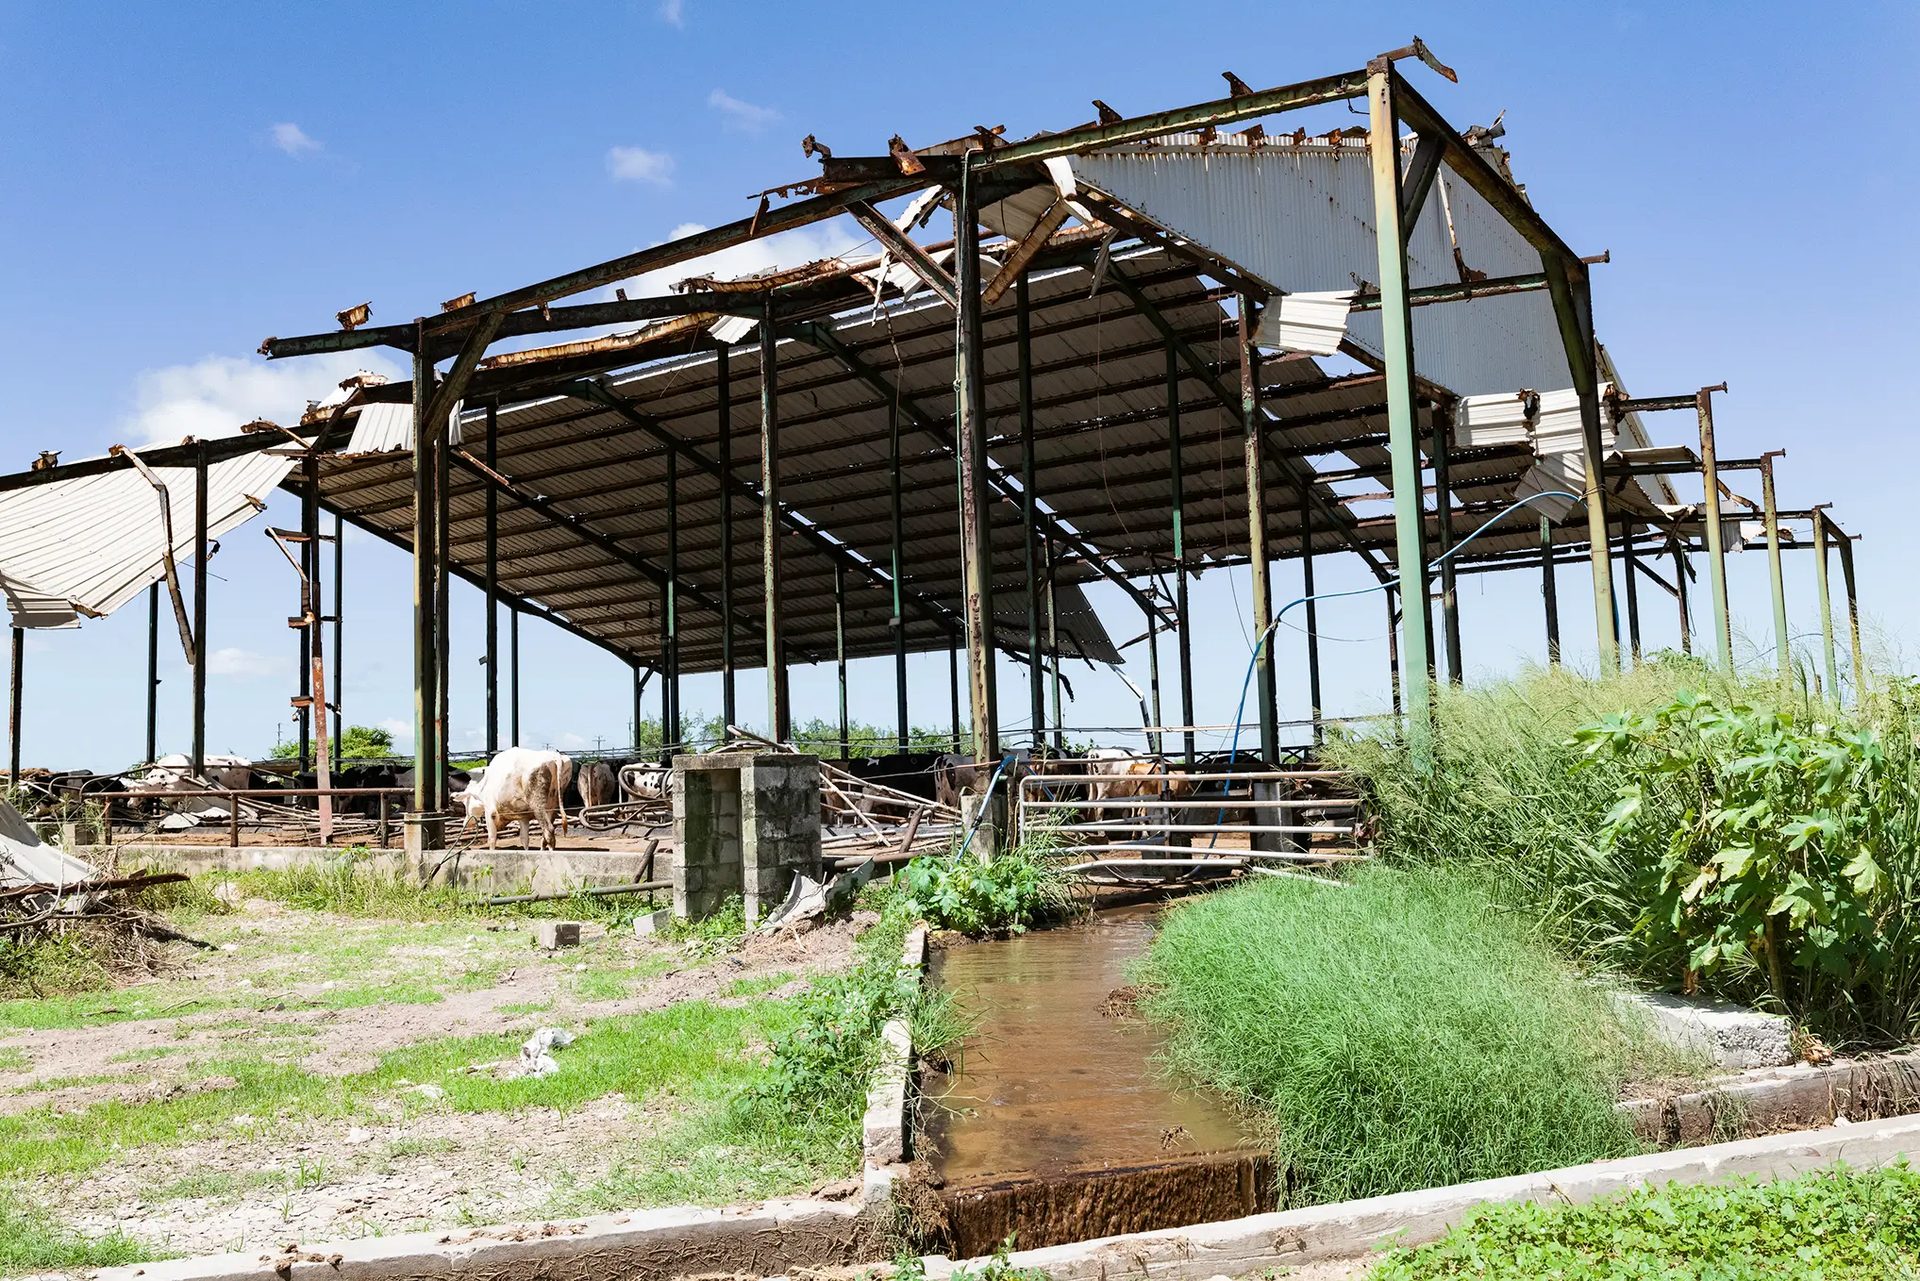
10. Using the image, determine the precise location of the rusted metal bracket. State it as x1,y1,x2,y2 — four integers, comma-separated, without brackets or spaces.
981,199,1073,308
106,445,197,667
848,201,958,308
1376,37,1458,83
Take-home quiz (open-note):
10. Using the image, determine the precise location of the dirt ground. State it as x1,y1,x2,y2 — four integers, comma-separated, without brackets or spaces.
0,896,864,1262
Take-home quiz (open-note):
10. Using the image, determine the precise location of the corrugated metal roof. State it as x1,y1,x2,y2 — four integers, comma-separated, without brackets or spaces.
0,444,296,628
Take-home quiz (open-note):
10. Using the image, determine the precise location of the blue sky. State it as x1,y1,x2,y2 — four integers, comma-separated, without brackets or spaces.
0,2,1914,770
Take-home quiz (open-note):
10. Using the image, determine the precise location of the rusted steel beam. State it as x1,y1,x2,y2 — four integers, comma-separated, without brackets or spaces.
410,326,439,816
981,68,1368,168
848,201,957,308
717,349,737,729
1432,403,1462,684
1696,386,1734,671
191,442,209,777
796,321,1172,626
483,402,499,753
891,390,909,751
761,300,791,741
1385,65,1580,268
1241,294,1279,765
1541,514,1561,665
954,164,999,765
1019,273,1045,754
1398,131,1447,235
0,421,353,496
983,199,1071,308
1349,270,1550,312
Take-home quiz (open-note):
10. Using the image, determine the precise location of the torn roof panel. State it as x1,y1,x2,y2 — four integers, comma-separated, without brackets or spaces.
0,445,295,629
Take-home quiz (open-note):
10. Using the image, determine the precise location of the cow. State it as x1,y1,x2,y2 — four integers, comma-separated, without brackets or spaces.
458,747,574,851
619,763,674,805
1078,748,1197,840
576,760,617,812
932,751,1033,811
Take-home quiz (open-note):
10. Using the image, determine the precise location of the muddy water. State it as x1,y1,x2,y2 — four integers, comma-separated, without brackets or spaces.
923,906,1271,1255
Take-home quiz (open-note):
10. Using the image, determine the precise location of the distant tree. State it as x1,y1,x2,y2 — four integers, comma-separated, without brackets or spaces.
269,724,396,761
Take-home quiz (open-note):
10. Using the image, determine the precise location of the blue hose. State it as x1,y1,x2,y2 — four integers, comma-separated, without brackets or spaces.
1204,490,1584,841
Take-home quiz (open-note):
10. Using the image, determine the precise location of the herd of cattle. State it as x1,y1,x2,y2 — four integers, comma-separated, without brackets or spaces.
24,744,1297,852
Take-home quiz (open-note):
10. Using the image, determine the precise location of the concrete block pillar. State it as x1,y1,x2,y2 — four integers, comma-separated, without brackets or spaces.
672,752,821,924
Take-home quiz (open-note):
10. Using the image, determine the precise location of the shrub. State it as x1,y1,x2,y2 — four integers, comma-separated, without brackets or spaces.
1137,867,1650,1207
1575,689,1916,1032
899,845,1073,937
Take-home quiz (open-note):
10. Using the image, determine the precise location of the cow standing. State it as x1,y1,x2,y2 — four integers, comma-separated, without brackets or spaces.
459,747,574,850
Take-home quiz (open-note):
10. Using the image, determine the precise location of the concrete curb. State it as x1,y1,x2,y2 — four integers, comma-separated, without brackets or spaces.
906,1111,1920,1280
1621,1048,1920,1144
861,923,929,1202
94,1197,868,1281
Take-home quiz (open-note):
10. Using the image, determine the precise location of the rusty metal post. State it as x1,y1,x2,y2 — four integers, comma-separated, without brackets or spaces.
1239,295,1279,765
665,446,681,749
1146,607,1163,757
145,584,159,765
1812,512,1839,700
949,643,962,747
192,441,209,777
1365,65,1433,763
1696,385,1734,672
1541,515,1561,664
1300,487,1324,744
1432,406,1462,684
834,561,848,760
1168,345,1196,765
953,156,999,765
1542,258,1618,675
1620,519,1643,664
888,395,908,750
7,627,20,786
377,792,390,849
759,296,790,742
332,511,343,762
1673,540,1693,656
483,401,499,755
1759,451,1790,679
632,662,644,755
717,347,737,729
409,324,436,817
1019,272,1045,754
298,452,319,772
1836,530,1865,704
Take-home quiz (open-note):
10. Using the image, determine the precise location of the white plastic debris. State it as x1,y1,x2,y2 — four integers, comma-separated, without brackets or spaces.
516,1027,575,1079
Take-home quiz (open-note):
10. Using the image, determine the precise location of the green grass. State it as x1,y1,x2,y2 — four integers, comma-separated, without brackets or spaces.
1138,866,1665,1207
0,1188,153,1272
1370,1161,1920,1280
213,857,644,927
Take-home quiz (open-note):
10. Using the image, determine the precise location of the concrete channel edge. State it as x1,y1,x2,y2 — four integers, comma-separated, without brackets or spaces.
861,922,929,1202
906,1112,1920,1281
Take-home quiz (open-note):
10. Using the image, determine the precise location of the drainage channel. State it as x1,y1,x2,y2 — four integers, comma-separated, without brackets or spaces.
918,903,1271,1257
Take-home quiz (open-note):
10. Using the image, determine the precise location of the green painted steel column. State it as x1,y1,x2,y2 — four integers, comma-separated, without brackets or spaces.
1812,511,1839,701
759,297,790,741
1673,540,1693,656
1018,272,1045,754
1300,486,1324,742
483,402,499,753
1432,404,1462,685
834,561,849,759
717,348,737,730
1759,452,1790,680
1541,515,1561,664
665,447,681,748
1169,344,1195,765
1045,533,1063,754
1543,263,1617,675
1696,386,1734,672
1365,65,1433,764
1620,520,1643,664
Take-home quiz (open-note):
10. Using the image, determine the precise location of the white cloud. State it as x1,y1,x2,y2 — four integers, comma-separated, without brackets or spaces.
608,221,863,298
708,88,778,132
606,145,674,185
269,122,322,156
377,717,413,749
558,731,590,749
207,647,278,680
657,0,684,26
121,349,403,447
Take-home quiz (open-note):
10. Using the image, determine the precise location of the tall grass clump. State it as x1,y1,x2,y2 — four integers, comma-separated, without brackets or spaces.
1326,663,1920,1046
1137,867,1648,1206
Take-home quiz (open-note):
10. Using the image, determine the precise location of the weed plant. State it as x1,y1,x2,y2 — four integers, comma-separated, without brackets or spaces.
1137,867,1651,1207
1325,662,1920,1046
900,825,1077,936
1370,1160,1920,1280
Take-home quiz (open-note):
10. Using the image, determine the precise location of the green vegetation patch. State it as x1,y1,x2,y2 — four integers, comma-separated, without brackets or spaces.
0,1188,153,1273
1138,867,1654,1207
1371,1161,1920,1280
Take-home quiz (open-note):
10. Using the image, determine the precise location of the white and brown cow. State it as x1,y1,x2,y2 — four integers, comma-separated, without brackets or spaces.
458,747,574,850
